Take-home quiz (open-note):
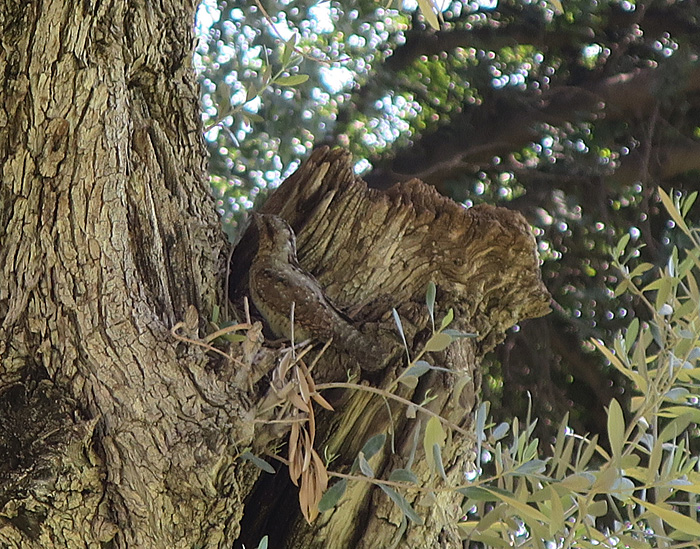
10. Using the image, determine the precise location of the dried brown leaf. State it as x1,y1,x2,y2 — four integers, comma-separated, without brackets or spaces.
297,366,311,403
275,350,295,384
299,469,315,523
302,428,312,473
307,402,316,447
289,422,301,482
290,442,304,486
311,392,334,411
299,451,328,524
297,358,317,393
311,449,328,490
289,393,311,413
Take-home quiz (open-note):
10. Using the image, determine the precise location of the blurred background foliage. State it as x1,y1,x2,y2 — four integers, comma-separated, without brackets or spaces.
195,0,700,442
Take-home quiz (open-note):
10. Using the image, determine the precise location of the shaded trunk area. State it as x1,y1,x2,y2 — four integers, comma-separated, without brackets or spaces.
0,1,243,546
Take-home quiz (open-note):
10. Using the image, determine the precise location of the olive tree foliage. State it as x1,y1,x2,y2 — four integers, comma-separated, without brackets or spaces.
196,0,700,438
454,190,700,547
193,1,700,545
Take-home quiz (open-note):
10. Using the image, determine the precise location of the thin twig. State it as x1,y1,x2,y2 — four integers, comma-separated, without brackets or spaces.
314,382,470,436
171,322,246,367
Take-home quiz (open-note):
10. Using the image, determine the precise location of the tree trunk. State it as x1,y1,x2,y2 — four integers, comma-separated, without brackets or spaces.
0,3,549,548
0,1,243,546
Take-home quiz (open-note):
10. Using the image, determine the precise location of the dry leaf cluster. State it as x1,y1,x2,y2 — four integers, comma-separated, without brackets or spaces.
172,303,335,522
262,344,335,523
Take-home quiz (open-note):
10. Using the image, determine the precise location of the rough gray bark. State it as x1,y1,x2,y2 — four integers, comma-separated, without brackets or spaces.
0,1,247,547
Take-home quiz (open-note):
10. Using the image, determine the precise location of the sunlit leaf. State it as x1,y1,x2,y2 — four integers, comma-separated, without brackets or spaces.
660,406,700,423
555,436,575,480
659,413,696,443
389,468,419,484
625,318,639,352
282,34,297,66
469,533,512,547
442,329,478,338
615,234,631,258
588,499,608,517
214,81,233,110
491,422,509,441
392,308,408,349
629,262,655,278
433,443,447,481
398,375,419,389
457,486,493,500
426,281,436,327
423,332,453,352
547,0,564,14
559,473,595,492
607,399,625,459
511,459,548,476
439,308,454,330
276,74,309,86
658,187,692,237
633,497,700,536
551,412,569,475
483,487,549,523
620,454,640,469
681,190,698,217
609,476,635,501
614,279,630,297
594,339,647,391
549,486,563,537
362,433,386,460
577,434,599,469
318,479,347,512
358,452,375,478
379,485,424,524
593,466,618,492
423,416,446,472
664,387,690,402
404,361,432,378
416,490,436,507
416,0,440,29
474,509,505,536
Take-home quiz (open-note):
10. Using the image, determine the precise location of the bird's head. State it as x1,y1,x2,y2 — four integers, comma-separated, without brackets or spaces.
252,213,298,259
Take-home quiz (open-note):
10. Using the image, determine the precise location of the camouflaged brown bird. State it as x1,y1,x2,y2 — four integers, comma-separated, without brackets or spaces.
248,213,386,371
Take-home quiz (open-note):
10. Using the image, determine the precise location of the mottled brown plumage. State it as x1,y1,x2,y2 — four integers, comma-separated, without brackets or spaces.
248,213,385,371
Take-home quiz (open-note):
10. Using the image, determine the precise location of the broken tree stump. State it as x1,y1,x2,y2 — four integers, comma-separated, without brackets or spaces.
230,146,550,548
